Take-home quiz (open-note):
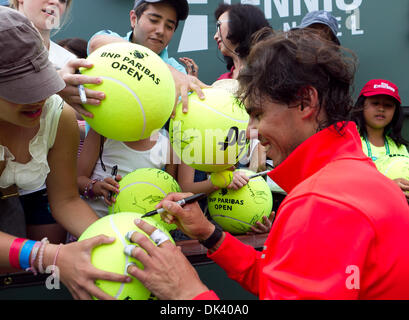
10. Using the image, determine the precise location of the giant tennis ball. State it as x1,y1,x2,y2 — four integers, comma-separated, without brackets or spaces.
109,168,181,231
210,170,233,188
80,42,175,141
169,88,249,173
78,211,174,300
375,154,409,180
207,169,273,234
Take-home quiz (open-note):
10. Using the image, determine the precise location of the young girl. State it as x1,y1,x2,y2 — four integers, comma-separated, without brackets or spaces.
11,0,76,70
11,0,78,243
77,128,177,217
352,79,409,198
0,7,129,299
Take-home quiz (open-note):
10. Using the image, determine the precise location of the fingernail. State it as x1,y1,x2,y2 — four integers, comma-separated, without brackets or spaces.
134,218,141,225
165,203,173,211
124,245,136,256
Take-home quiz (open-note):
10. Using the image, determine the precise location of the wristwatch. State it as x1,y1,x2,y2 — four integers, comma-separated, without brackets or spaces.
199,222,223,249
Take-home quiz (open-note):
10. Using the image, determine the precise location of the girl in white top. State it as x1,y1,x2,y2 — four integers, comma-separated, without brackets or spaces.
10,0,78,244
78,128,176,217
0,6,130,299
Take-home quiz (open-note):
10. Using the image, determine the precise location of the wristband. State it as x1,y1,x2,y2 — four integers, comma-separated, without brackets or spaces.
19,240,37,270
199,223,223,249
9,238,27,269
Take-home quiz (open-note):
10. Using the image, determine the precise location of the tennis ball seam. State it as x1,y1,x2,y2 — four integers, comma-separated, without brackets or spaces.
109,215,128,299
101,76,146,139
210,214,254,227
191,99,248,123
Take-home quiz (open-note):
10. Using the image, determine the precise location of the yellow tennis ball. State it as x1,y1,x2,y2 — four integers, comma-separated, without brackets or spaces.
207,169,273,234
80,42,175,141
109,168,181,232
78,211,174,300
169,88,249,173
375,154,409,180
210,170,233,188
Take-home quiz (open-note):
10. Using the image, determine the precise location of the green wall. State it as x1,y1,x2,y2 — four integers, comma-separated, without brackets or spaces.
54,0,409,106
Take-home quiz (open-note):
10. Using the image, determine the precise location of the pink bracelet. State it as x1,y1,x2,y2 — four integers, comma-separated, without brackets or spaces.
37,237,49,274
27,241,41,275
51,244,63,278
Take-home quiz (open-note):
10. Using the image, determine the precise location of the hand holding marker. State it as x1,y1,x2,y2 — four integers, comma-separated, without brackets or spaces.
141,193,207,218
140,171,270,218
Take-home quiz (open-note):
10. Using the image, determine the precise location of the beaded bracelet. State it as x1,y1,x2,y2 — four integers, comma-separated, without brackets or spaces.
37,237,49,274
84,179,98,200
28,241,42,275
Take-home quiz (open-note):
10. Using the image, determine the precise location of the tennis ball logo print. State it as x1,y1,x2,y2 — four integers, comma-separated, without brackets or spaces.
169,88,249,172
78,212,174,300
80,42,175,141
208,169,273,234
131,49,147,59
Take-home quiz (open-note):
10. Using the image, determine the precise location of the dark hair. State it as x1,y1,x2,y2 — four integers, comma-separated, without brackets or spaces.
237,28,357,132
57,38,88,59
352,95,408,147
134,1,180,29
214,3,270,71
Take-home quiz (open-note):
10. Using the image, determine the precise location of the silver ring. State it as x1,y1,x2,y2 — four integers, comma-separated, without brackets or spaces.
150,229,169,246
125,230,137,242
124,244,136,257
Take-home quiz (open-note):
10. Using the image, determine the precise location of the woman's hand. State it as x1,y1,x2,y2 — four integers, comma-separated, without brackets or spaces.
168,65,209,115
179,57,199,77
52,235,132,300
58,58,105,118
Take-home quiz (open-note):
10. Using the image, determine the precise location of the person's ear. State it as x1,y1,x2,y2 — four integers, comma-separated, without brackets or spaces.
130,10,138,29
299,86,319,118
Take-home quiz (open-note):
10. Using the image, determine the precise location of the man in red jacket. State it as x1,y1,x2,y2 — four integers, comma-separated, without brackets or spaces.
125,29,409,300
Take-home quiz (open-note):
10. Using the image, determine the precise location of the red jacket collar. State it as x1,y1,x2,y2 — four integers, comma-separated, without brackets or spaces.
267,122,368,193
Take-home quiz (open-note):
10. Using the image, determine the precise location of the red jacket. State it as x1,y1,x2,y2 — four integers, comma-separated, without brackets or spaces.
195,122,409,300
